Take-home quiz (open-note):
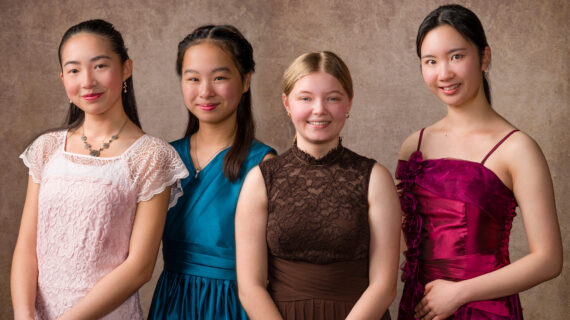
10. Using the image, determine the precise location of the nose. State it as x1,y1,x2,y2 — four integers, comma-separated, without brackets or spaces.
312,98,326,115
199,81,215,98
81,69,96,88
438,62,455,81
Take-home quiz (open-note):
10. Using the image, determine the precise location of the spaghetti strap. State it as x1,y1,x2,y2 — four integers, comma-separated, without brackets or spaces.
481,129,520,165
417,128,426,151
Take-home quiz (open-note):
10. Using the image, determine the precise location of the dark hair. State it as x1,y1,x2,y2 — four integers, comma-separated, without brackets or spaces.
416,4,491,105
58,19,141,130
176,25,256,182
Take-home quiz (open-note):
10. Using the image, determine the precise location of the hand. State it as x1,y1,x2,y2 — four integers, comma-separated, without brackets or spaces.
413,279,466,319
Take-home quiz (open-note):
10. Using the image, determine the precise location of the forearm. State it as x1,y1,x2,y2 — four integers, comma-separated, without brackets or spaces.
346,280,395,320
459,251,562,304
11,248,38,320
58,257,152,320
239,285,283,320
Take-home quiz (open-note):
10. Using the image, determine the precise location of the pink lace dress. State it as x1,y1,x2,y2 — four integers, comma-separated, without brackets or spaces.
20,130,188,320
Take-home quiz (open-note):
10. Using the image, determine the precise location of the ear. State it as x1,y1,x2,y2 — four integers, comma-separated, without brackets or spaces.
242,72,252,93
481,46,491,71
282,93,291,114
122,59,133,82
346,98,353,114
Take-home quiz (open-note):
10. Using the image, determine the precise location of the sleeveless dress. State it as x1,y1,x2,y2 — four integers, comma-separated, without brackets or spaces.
20,130,188,320
259,141,391,320
148,137,275,320
397,128,523,319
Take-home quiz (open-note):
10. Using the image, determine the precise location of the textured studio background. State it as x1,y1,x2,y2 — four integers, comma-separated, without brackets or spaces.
1,0,568,318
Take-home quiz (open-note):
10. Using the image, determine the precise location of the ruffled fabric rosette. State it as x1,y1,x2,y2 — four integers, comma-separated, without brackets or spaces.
395,150,425,318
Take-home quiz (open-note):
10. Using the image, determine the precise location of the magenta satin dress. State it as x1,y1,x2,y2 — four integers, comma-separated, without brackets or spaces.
397,128,523,319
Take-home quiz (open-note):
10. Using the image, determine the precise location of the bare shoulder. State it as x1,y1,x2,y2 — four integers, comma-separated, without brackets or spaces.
498,130,549,174
398,129,423,161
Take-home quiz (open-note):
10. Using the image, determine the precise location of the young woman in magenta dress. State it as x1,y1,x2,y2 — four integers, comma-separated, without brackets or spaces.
11,20,188,319
397,5,562,319
235,51,401,320
148,25,275,319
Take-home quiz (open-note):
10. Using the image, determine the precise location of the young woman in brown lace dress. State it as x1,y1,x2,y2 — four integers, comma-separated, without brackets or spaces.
235,51,401,319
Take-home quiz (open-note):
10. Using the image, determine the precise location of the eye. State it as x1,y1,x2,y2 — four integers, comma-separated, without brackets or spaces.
94,64,107,69
328,96,342,102
451,54,464,61
424,59,436,65
299,96,311,102
185,77,199,82
67,68,79,74
214,76,227,81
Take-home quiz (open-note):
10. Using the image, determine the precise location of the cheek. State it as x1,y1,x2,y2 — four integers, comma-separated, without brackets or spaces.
421,67,437,86
218,83,243,104
181,84,198,103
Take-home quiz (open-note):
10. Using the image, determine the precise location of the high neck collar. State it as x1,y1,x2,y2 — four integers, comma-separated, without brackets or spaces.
292,138,344,166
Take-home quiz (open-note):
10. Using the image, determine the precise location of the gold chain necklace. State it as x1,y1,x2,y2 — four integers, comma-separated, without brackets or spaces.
81,119,129,157
192,134,231,178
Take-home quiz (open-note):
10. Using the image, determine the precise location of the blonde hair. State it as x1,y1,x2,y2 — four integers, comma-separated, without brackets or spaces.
282,51,353,99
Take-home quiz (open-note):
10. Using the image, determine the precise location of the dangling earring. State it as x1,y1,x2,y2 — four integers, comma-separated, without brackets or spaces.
287,112,291,118
69,99,72,104
122,81,127,94
345,112,350,119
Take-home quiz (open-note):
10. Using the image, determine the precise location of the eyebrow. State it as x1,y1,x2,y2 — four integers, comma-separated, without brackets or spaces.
183,66,232,75
421,48,467,59
63,55,112,67
296,90,345,95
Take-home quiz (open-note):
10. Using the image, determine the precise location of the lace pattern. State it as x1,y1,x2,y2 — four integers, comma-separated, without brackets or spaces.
260,142,375,264
20,130,188,319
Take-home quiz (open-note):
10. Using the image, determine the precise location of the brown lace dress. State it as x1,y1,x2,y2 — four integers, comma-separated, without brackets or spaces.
259,141,391,320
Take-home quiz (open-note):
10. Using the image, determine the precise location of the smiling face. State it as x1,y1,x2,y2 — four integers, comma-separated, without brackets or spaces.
180,42,250,126
420,25,490,108
283,71,352,149
60,32,131,116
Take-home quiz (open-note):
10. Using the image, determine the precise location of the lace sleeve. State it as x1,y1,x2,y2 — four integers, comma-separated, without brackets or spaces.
19,132,62,183
130,136,189,208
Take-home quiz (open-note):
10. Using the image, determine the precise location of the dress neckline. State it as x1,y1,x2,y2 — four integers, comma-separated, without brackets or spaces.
401,150,514,194
61,129,147,160
291,138,344,166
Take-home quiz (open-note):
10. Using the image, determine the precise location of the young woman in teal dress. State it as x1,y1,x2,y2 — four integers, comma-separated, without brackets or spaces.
148,25,275,319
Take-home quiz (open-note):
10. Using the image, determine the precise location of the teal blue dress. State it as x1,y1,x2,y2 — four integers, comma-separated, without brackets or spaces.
149,137,274,320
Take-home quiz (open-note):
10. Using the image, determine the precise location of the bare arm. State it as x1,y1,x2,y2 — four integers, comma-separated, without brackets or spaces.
416,134,562,320
11,176,40,320
235,166,283,320
57,187,171,320
346,163,402,319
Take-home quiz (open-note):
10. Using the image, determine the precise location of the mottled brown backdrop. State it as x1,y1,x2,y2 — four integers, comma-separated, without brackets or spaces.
1,0,568,318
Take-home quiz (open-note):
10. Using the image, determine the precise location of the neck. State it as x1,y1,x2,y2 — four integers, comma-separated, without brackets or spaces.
82,107,130,139
195,118,237,148
444,91,496,133
296,135,340,159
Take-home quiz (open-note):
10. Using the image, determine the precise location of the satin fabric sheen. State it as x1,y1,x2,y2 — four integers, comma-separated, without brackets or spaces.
397,131,523,319
148,138,274,320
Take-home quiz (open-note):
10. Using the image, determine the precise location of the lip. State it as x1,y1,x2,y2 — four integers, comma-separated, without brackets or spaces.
82,93,103,101
198,103,218,111
439,83,461,95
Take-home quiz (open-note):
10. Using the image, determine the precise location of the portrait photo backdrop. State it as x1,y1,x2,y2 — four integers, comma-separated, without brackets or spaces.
1,0,568,318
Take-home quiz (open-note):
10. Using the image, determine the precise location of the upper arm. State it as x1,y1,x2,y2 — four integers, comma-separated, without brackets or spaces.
508,134,561,265
15,176,40,253
126,187,170,273
367,163,402,283
235,166,270,286
398,130,422,161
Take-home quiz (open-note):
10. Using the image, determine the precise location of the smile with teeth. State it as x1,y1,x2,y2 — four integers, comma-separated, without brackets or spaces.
441,83,460,91
308,121,330,125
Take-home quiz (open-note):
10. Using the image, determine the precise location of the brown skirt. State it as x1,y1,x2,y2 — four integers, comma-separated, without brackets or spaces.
269,257,391,320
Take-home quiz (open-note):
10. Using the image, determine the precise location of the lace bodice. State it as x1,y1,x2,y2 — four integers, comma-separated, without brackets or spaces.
259,141,376,264
20,130,188,319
